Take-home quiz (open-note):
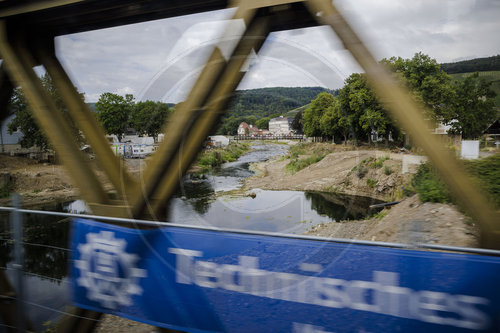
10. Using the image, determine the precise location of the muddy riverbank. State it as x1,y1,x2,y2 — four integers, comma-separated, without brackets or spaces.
244,149,411,201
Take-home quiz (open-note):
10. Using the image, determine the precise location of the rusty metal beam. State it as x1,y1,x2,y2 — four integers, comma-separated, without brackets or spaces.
0,24,109,206
305,0,500,248
129,4,261,218
36,42,137,202
0,62,13,124
0,0,84,18
146,16,271,216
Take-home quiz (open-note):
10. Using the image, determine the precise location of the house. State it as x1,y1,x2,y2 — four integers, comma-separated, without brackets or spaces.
111,143,157,158
108,134,158,158
237,122,261,136
237,122,249,135
269,116,293,135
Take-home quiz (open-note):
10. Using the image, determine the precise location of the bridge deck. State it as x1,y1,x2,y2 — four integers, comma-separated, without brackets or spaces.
0,0,317,36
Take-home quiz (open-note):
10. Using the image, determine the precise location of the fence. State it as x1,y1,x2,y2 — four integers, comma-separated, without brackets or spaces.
1,194,500,332
233,135,306,141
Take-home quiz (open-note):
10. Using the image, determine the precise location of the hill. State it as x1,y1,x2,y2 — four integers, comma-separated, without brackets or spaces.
227,87,336,119
449,71,500,107
285,104,310,118
440,55,500,74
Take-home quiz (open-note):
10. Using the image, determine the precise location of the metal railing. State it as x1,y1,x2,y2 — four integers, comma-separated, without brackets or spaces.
2,193,500,331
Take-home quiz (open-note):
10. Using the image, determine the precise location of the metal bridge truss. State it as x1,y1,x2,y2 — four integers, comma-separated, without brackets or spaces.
0,0,498,332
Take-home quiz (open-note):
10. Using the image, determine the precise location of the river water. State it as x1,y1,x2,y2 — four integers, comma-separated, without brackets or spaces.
0,142,381,331
170,143,379,233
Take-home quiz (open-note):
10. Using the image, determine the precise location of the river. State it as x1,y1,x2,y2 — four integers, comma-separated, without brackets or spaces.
170,143,380,233
0,142,381,331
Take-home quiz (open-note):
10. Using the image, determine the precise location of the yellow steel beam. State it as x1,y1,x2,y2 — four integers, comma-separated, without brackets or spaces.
0,23,108,333
147,15,270,216
0,62,13,123
0,24,109,205
129,5,260,218
37,44,137,201
0,0,84,18
305,0,500,248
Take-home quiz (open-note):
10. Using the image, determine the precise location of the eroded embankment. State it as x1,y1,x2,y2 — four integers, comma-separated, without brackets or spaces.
244,149,411,201
243,147,478,247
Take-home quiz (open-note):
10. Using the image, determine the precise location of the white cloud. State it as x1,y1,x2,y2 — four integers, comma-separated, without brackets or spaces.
54,1,500,103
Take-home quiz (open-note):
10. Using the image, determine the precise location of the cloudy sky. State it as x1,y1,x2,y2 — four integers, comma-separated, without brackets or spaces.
55,0,500,103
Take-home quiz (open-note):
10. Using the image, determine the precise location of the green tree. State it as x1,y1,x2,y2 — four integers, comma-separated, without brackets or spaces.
337,74,368,142
131,101,170,142
382,53,454,121
338,73,392,143
8,73,84,151
319,100,351,144
447,73,497,139
291,110,303,134
303,92,335,137
319,101,338,140
95,93,134,142
256,117,269,130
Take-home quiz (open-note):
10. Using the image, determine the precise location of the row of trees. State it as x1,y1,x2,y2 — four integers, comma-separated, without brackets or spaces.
297,53,497,142
440,55,500,74
94,93,171,142
8,74,84,151
8,75,171,151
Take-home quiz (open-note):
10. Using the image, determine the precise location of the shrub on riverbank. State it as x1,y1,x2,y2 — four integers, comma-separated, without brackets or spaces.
196,142,250,171
285,143,339,173
286,154,325,174
412,154,500,208
463,154,500,208
412,163,449,203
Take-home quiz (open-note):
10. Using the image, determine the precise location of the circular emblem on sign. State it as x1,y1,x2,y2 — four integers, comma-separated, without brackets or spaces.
75,231,147,309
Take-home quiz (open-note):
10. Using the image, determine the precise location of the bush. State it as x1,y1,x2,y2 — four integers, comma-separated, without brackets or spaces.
366,178,378,188
412,163,449,203
197,151,219,169
463,154,500,208
196,142,250,170
412,155,500,207
288,143,310,159
286,154,325,174
369,156,389,169
356,166,368,178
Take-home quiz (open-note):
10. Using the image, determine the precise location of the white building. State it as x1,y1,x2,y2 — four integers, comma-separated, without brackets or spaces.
269,116,293,135
107,134,158,158
237,122,249,135
209,135,230,147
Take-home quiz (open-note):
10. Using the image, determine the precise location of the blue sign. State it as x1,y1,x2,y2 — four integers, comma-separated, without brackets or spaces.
71,218,500,332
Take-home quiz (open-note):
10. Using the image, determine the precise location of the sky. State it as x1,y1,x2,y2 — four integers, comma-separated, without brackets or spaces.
54,0,500,103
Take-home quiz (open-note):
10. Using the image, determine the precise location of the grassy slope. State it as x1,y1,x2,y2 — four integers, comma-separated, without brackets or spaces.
449,70,500,107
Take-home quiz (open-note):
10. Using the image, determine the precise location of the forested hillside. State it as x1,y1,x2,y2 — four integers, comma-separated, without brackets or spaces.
227,87,336,119
215,87,336,135
440,55,500,74
450,71,500,107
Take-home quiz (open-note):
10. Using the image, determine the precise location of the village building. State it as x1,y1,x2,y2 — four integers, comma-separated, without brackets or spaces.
269,116,293,135
237,122,249,135
208,135,230,147
237,122,261,136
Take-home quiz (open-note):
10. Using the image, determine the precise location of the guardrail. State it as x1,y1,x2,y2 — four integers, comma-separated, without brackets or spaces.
2,195,500,332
